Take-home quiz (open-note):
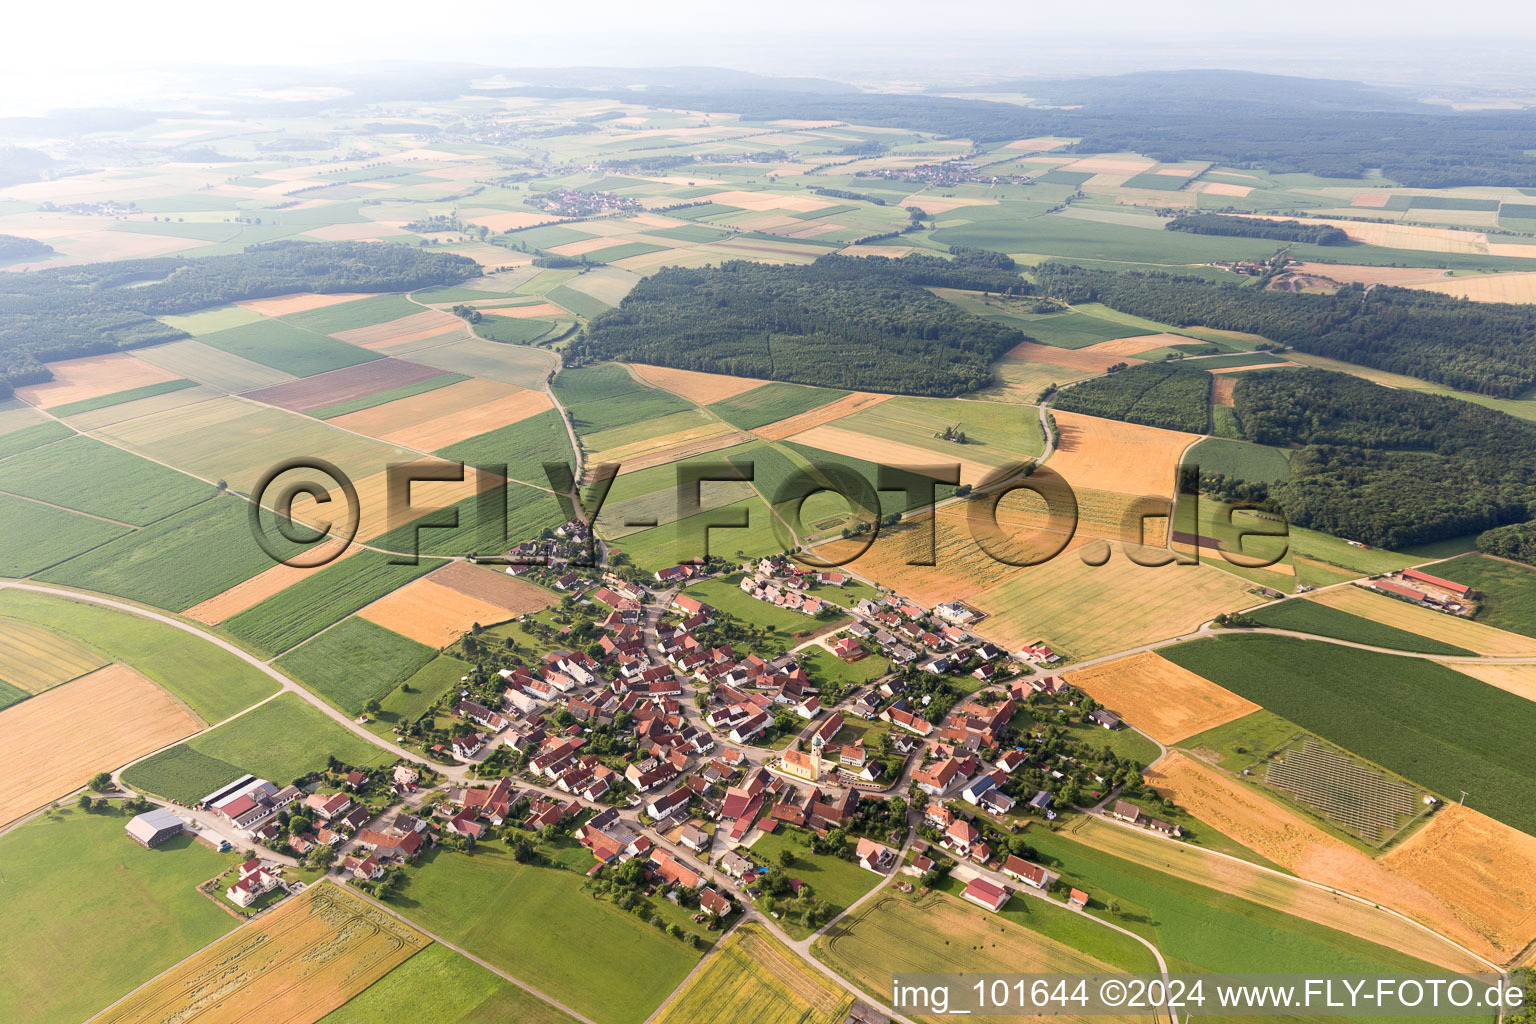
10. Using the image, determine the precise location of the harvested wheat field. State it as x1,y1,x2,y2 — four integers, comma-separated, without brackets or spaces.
1066,652,1259,743
787,424,999,486
590,421,747,468
184,544,362,624
15,352,181,409
359,569,555,647
1191,181,1253,198
0,664,201,826
1208,362,1298,374
1252,217,1489,254
1065,156,1157,175
481,301,567,319
1066,816,1485,972
1446,663,1536,703
1004,340,1126,373
1351,192,1394,208
288,465,502,544
629,364,768,403
93,883,427,1024
1146,752,1534,963
1311,586,1536,656
1212,376,1238,407
1284,262,1451,287
0,617,107,693
1412,271,1536,304
1082,333,1191,357
332,310,463,350
1488,243,1536,259
753,392,891,441
236,292,380,317
330,378,550,452
1050,411,1198,495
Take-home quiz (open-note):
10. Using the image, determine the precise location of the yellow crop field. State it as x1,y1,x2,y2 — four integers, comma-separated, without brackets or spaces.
1447,663,1536,704
1050,412,1198,496
1412,271,1536,304
653,923,849,1024
0,664,201,827
1310,586,1536,656
93,884,428,1024
184,545,363,625
629,363,768,403
1066,652,1259,743
14,352,182,409
0,618,109,693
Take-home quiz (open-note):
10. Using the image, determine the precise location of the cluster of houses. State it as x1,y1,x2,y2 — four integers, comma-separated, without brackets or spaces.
1110,799,1183,838
736,558,851,618
1368,568,1474,614
572,807,736,917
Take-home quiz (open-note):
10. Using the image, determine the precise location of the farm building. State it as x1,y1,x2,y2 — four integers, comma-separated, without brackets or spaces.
124,808,186,848
960,877,1011,912
1002,855,1057,890
1402,568,1471,598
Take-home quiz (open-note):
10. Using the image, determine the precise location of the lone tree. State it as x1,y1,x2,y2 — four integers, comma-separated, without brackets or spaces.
89,771,114,793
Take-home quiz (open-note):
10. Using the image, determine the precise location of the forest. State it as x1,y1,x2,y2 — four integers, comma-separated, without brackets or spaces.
1199,369,1536,549
1477,522,1536,565
573,251,1029,396
0,233,52,263
502,75,1536,187
1051,362,1212,433
0,241,479,394
1034,263,1536,398
1165,214,1348,245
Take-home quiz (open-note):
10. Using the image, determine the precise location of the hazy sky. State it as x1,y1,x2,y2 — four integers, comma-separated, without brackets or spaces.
7,0,1536,113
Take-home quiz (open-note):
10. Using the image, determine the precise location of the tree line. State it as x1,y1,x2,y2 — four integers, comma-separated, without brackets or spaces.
1165,214,1348,245
572,251,1029,396
0,241,480,395
1035,263,1536,399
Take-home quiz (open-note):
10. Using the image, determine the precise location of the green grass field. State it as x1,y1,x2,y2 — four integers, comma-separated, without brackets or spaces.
197,319,382,376
552,363,643,405
0,677,28,711
1432,553,1536,639
0,420,73,460
748,827,882,939
367,481,568,558
477,315,556,344
281,293,423,333
276,617,437,715
124,692,394,801
435,408,575,484
1247,599,1474,656
800,646,889,691
548,284,616,319
1185,437,1292,483
0,809,241,1024
708,382,848,430
48,379,198,418
0,589,276,721
37,494,308,612
684,572,844,634
0,435,212,525
568,387,694,437
1014,309,1142,349
366,654,472,737
223,551,444,656
386,840,701,1024
317,944,579,1024
1161,634,1536,834
0,493,131,576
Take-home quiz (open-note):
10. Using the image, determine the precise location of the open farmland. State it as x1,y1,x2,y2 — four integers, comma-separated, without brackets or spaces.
708,381,851,431
0,811,242,1024
239,357,449,412
357,561,557,647
0,616,107,693
1309,585,1536,656
630,363,769,404
1249,597,1476,656
1447,663,1536,704
331,308,462,349
184,543,362,624
0,588,276,721
1143,751,1536,963
407,336,556,389
14,352,182,408
315,943,579,1024
750,391,889,440
1048,411,1198,495
1430,553,1536,639
653,924,849,1024
222,550,444,656
195,318,382,376
92,884,427,1024
431,408,574,484
387,841,702,1024
814,892,1149,1024
133,338,296,392
0,663,201,827
276,617,436,716
0,491,132,577
0,435,211,525
1162,634,1536,835
1065,652,1259,744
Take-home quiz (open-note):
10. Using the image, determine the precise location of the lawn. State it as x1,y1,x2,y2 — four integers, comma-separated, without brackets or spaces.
1161,634,1536,835
748,827,882,938
686,572,846,634
317,943,579,1024
1433,553,1536,639
708,382,849,431
0,588,276,722
275,617,437,715
124,692,395,801
800,647,889,691
223,551,444,656
367,654,472,737
0,492,131,577
197,318,383,376
386,840,701,1024
37,494,310,612
0,809,241,1024
1247,599,1474,656
0,435,212,525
